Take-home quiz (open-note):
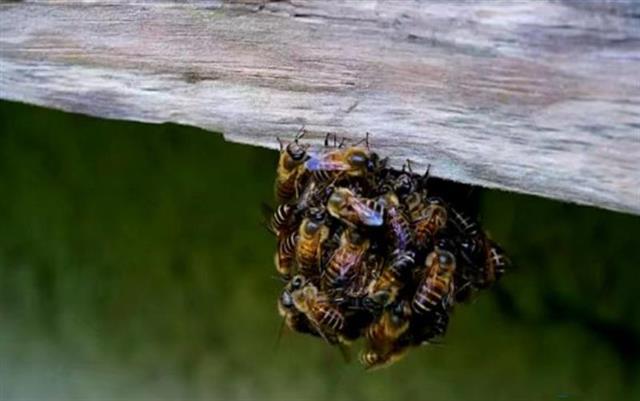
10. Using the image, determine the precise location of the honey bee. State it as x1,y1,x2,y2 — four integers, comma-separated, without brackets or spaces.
360,301,412,370
295,208,330,277
365,251,414,309
405,193,448,248
326,187,384,227
379,192,413,251
412,249,456,315
275,129,310,203
322,229,370,291
291,280,346,343
278,275,319,338
378,161,429,200
305,135,375,181
274,231,298,278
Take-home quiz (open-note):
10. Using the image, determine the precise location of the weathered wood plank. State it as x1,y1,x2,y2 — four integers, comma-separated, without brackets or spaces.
1,1,639,214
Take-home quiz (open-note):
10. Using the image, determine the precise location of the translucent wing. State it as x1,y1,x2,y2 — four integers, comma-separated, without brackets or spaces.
305,151,350,171
349,198,384,226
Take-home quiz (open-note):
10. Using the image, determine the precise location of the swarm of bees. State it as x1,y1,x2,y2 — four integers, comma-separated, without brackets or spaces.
266,129,510,370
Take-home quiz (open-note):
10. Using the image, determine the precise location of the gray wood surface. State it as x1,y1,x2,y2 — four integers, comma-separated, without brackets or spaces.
1,1,639,214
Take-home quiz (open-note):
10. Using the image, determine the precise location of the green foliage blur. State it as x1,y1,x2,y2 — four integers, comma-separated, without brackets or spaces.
1,101,639,401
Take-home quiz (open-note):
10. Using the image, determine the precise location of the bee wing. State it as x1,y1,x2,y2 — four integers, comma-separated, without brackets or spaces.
305,152,350,171
349,198,384,226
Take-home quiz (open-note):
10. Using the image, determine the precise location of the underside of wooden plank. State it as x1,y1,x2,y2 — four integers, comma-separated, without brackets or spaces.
1,1,639,214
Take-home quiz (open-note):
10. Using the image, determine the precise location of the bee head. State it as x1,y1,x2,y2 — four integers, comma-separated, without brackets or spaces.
283,141,308,169
390,301,411,326
393,173,415,195
437,250,455,268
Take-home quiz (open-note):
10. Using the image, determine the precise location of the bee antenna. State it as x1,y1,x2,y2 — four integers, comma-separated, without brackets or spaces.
295,125,307,141
353,132,370,148
419,163,431,189
261,221,277,236
337,342,352,364
277,136,284,151
404,159,414,174
270,275,289,283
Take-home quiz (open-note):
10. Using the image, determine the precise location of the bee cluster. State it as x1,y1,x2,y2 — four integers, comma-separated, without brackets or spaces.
268,131,509,369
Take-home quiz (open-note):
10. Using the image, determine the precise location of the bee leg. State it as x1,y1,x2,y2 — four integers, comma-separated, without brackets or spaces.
353,132,370,149
419,164,432,190
404,159,414,173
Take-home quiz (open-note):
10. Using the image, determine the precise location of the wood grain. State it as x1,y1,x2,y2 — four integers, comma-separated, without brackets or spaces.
1,1,639,214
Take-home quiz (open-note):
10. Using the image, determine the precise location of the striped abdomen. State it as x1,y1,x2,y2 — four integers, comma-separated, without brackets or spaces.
478,240,509,288
412,254,455,316
311,298,345,332
412,275,452,315
388,250,415,278
448,207,480,236
386,207,413,251
413,204,447,246
311,169,336,184
275,231,298,277
323,245,364,290
270,204,294,234
275,169,299,203
296,234,325,277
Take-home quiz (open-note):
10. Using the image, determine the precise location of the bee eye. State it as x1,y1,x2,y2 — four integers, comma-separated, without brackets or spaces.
348,151,368,166
291,275,304,289
280,291,293,307
304,220,319,233
438,251,454,266
287,143,306,161
372,291,390,306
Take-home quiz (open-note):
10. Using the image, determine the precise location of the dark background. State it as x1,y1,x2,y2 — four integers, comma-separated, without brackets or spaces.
1,100,639,400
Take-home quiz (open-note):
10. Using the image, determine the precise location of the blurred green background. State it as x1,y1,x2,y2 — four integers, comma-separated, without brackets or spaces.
1,100,639,401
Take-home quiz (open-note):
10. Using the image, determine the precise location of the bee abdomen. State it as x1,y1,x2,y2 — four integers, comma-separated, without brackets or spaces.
412,280,447,314
318,307,345,331
312,169,334,184
271,204,294,233
360,350,384,369
389,250,415,277
449,207,480,236
276,177,297,203
280,232,298,254
387,212,413,250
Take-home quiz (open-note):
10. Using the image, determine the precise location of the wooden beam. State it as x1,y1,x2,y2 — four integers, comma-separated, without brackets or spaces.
1,1,639,214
